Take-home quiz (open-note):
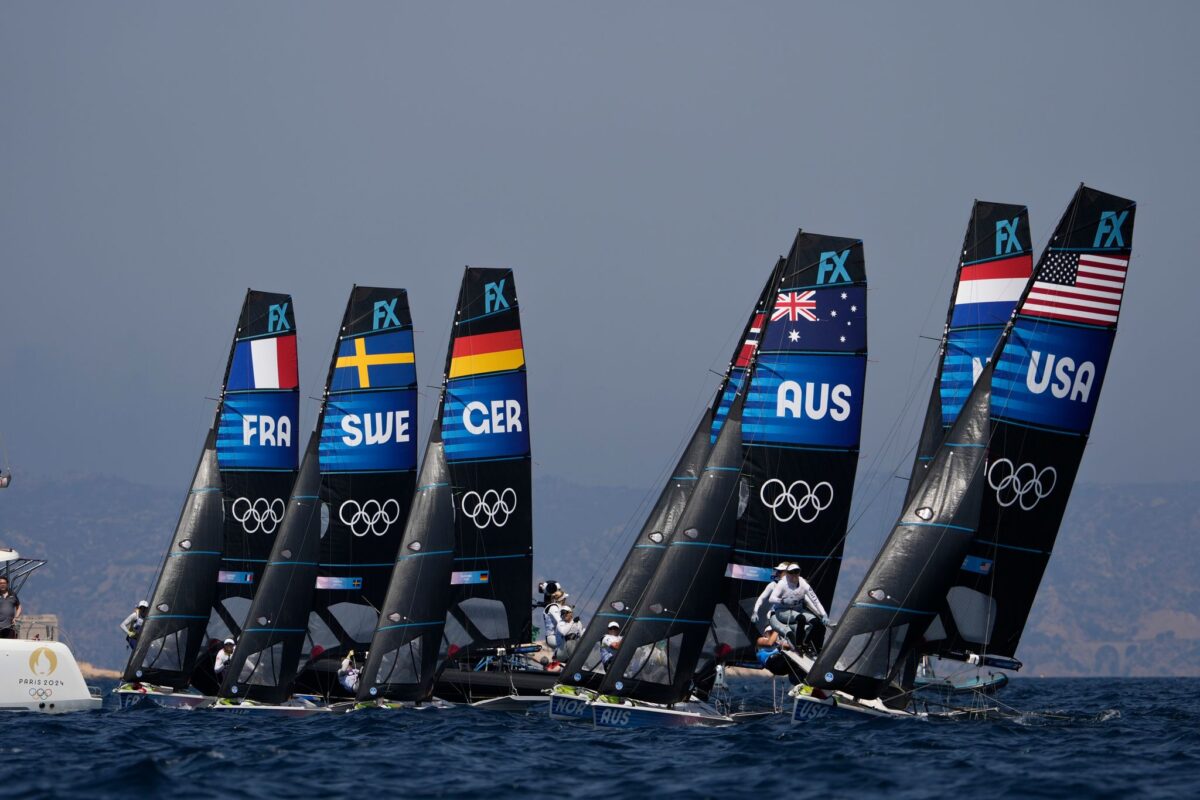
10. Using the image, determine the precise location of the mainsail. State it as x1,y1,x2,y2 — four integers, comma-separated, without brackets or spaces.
559,261,779,690
906,203,1032,501
127,290,300,691
440,268,533,654
220,287,417,703
714,232,868,664
923,186,1136,663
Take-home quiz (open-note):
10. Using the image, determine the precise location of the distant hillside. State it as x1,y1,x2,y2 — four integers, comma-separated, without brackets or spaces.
2,472,1196,676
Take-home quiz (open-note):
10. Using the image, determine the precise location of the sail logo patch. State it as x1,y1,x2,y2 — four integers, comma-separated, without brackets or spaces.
268,303,291,333
817,250,851,284
1093,210,1128,248
744,354,865,448
217,392,300,470
996,217,1021,254
373,298,402,330
987,459,1056,510
320,390,418,472
485,280,510,314
991,320,1112,432
461,488,517,529
442,372,530,461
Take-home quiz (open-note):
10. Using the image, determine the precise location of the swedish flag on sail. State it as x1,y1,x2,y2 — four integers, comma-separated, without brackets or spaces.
331,330,415,391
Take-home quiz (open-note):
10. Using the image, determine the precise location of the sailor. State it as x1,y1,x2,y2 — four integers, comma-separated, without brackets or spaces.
554,606,584,661
766,564,829,649
600,621,623,667
538,581,569,651
214,638,236,677
0,576,21,639
750,562,791,627
338,650,362,694
120,601,150,649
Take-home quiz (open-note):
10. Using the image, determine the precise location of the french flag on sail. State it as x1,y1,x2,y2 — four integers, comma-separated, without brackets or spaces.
228,334,299,390
950,255,1032,327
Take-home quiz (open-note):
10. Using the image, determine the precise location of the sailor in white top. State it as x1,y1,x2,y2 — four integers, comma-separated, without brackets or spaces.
339,651,363,693
600,621,623,666
766,564,829,647
214,638,235,676
554,606,584,660
750,562,792,626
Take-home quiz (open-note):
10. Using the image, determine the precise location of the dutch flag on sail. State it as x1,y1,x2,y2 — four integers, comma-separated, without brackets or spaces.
227,334,299,391
950,255,1032,327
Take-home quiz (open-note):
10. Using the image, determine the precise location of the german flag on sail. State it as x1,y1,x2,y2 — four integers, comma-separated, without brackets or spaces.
448,329,524,378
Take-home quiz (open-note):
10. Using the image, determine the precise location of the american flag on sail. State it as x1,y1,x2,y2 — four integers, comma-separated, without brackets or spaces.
734,313,765,368
1023,251,1128,326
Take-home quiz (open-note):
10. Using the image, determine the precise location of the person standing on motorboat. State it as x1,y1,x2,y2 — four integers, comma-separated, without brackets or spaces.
120,600,149,649
749,562,790,629
0,576,21,639
766,564,829,652
554,606,584,661
600,621,623,668
214,638,236,678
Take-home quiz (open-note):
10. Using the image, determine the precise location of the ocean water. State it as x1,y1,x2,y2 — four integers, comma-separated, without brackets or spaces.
2,678,1197,798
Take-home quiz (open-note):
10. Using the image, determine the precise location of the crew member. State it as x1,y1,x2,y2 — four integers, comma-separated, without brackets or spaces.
539,581,569,651
554,606,584,661
0,576,21,639
339,650,362,694
600,621,623,667
766,564,829,649
750,562,791,627
120,600,150,649
214,638,236,677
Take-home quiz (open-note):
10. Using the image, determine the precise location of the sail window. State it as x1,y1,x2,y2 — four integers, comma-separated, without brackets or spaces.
307,612,341,653
868,588,886,602
610,601,626,612
579,642,607,674
281,549,293,559
388,612,403,623
443,613,473,650
157,603,170,612
179,540,192,550
375,639,423,685
915,507,933,521
946,587,997,645
833,624,910,681
924,615,947,643
683,528,699,539
238,641,285,687
737,479,750,519
409,541,423,551
456,598,510,642
648,533,664,544
622,632,684,686
649,604,664,614
329,602,379,644
256,616,269,626
320,503,330,538
139,629,188,672
710,602,752,655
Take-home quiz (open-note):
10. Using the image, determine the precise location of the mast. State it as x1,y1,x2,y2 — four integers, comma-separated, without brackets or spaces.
125,290,300,691
905,203,1032,504
440,268,532,653
560,259,781,691
219,287,417,702
924,185,1136,664
713,231,869,667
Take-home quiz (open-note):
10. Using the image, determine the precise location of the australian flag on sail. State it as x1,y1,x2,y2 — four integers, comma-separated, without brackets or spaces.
760,287,865,352
330,330,416,392
949,254,1032,328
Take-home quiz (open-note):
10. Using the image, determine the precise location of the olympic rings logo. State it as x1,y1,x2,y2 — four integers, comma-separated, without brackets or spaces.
461,488,517,529
759,479,834,524
231,497,286,534
339,499,402,537
28,687,53,700
987,459,1057,511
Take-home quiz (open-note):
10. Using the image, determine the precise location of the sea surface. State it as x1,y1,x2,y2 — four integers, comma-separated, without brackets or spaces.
1,678,1196,799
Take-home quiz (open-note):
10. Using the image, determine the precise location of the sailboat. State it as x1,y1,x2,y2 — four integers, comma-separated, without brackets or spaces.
212,287,418,715
583,231,871,728
118,290,300,709
794,185,1137,721
355,267,528,709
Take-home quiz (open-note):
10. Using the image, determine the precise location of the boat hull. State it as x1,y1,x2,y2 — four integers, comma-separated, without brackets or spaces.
0,640,101,714
434,667,558,704
591,698,734,729
115,686,214,710
548,689,593,721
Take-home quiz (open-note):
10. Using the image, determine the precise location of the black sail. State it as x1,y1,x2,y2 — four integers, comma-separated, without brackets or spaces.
561,262,779,690
906,203,1032,504
809,363,994,700
128,290,300,692
440,268,533,653
295,288,419,695
123,433,224,687
356,428,456,703
714,232,869,664
924,186,1136,663
219,434,323,704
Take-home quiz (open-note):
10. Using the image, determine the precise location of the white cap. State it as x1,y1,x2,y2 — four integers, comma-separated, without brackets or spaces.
774,562,790,571
560,605,573,613
607,621,620,629
787,563,802,572
223,638,235,646
137,600,150,608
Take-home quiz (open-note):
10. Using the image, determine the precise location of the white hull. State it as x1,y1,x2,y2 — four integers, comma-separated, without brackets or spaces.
470,693,548,712
209,695,340,717
791,686,927,722
0,639,101,713
115,685,214,710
